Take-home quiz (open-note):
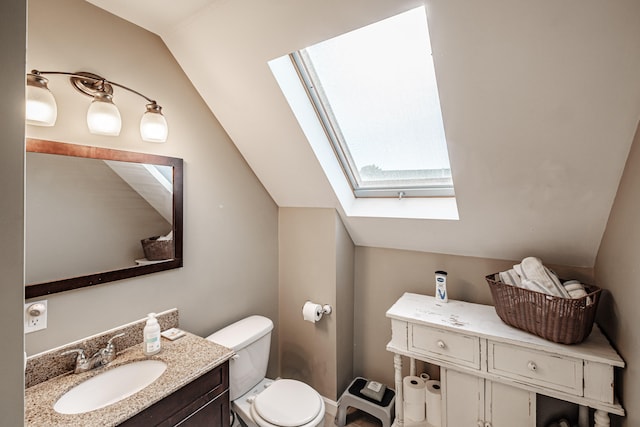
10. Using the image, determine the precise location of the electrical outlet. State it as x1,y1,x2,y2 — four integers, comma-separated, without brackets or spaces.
25,300,47,333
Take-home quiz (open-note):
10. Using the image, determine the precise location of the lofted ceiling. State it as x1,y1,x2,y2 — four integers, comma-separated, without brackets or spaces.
104,161,173,223
87,0,640,267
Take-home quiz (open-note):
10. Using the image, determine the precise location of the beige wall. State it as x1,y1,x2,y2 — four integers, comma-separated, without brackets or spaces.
0,0,26,423
353,246,594,387
335,214,355,397
278,208,355,400
595,121,640,427
24,0,279,378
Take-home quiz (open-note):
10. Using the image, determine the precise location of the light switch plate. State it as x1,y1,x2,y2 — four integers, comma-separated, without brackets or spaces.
25,300,47,333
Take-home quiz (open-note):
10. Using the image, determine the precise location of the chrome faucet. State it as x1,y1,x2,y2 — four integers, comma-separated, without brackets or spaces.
61,333,125,374
97,332,126,366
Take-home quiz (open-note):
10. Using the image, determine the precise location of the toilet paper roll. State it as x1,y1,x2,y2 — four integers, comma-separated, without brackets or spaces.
403,376,426,422
425,380,442,427
420,373,430,381
302,301,322,323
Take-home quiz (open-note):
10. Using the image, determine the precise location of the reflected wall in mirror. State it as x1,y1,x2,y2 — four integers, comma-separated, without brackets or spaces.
25,138,183,298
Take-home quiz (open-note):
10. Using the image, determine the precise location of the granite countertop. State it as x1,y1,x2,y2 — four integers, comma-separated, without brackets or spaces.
25,333,234,427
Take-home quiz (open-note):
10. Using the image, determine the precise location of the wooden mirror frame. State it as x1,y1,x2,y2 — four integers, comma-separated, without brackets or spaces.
25,138,183,298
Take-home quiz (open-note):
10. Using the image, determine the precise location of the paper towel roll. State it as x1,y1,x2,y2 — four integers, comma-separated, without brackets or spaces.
302,301,322,323
425,380,442,427
403,376,426,422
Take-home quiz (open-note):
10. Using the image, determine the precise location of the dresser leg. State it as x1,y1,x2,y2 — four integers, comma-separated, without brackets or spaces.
394,354,404,427
578,405,589,427
594,409,610,427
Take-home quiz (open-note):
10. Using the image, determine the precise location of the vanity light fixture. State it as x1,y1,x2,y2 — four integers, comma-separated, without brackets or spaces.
26,70,168,143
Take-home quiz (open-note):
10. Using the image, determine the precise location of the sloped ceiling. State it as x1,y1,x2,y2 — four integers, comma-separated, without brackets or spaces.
104,161,173,223
87,0,640,267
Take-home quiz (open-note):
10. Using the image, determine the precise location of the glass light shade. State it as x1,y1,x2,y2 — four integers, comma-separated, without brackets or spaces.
87,94,121,136
26,76,57,126
140,103,168,143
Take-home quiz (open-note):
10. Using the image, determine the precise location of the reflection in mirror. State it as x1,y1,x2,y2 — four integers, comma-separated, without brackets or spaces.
26,155,172,282
25,139,183,298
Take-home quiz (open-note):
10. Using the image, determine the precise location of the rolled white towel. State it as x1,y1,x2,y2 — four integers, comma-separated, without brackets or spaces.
516,257,570,298
519,279,537,292
563,280,587,298
158,230,173,241
499,269,522,287
513,263,524,278
520,278,553,294
513,264,555,294
563,280,589,299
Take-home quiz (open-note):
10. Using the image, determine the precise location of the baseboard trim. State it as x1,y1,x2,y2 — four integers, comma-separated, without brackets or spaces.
323,396,338,417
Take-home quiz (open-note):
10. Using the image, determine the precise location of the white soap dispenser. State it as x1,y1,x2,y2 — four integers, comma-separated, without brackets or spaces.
143,313,161,356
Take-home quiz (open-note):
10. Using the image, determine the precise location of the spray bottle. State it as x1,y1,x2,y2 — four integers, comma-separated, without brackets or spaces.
435,271,448,303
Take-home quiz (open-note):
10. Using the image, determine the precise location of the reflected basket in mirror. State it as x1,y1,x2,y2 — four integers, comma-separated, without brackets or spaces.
141,236,174,261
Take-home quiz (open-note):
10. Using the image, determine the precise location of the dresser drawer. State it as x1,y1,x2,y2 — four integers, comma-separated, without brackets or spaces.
409,324,480,369
488,341,583,395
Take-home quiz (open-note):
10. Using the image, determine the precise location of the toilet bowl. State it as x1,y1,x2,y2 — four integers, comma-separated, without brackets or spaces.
206,316,325,427
233,378,325,427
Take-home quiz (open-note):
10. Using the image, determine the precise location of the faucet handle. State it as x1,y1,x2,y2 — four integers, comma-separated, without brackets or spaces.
61,348,86,358
99,333,125,366
61,349,87,368
105,333,125,351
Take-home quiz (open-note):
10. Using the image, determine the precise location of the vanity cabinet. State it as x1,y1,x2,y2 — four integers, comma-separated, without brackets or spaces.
442,368,534,427
386,293,625,427
120,360,229,426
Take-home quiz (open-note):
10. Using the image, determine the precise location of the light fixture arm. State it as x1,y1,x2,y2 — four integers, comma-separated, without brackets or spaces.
30,69,158,105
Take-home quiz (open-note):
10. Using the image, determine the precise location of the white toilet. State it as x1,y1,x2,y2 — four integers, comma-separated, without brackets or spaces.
207,315,325,427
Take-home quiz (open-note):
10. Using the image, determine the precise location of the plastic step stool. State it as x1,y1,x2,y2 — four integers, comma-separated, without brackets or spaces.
336,377,395,427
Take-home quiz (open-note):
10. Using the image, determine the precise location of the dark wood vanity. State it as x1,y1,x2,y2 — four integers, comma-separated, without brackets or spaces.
120,361,229,427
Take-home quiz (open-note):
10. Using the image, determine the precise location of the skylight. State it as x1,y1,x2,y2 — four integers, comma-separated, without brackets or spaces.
291,6,453,198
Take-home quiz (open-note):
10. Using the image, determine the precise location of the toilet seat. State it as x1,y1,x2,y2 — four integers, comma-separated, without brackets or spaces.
250,379,325,427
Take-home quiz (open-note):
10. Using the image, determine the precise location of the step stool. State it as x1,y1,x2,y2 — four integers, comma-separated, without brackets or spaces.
335,377,395,427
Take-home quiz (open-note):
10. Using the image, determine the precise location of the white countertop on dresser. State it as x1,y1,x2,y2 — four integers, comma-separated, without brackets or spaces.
386,292,624,367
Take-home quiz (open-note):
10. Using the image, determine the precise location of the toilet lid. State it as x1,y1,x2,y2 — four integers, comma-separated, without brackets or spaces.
253,379,322,427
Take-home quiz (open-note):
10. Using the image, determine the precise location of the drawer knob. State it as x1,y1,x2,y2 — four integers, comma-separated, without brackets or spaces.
437,340,446,349
527,361,537,371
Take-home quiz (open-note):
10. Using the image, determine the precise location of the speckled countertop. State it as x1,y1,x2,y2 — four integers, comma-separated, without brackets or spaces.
25,333,234,427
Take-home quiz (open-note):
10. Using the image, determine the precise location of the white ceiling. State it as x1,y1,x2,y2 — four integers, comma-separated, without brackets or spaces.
88,0,640,267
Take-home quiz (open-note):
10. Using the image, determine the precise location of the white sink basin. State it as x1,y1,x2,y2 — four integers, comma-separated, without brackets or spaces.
54,360,167,414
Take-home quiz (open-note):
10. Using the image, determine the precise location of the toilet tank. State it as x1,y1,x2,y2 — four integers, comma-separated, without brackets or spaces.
206,315,273,401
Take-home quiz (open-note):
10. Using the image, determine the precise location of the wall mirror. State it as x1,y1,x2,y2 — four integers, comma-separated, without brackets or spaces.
25,138,183,298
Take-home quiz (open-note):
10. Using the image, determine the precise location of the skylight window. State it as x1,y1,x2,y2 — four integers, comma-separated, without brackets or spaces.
291,6,453,198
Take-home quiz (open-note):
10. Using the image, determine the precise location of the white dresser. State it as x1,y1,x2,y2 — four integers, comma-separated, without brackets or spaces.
386,293,625,427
